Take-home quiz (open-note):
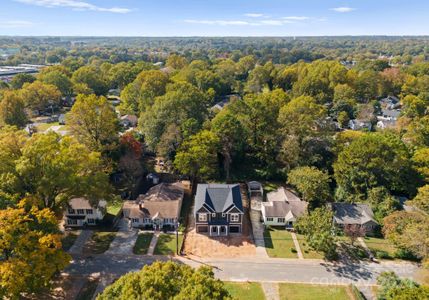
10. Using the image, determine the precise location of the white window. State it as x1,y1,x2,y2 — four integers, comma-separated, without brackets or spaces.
86,209,93,215
68,208,75,214
67,219,77,225
222,213,225,217
87,218,95,224
266,217,274,222
132,218,139,223
278,218,285,223
198,213,207,222
231,214,239,222
77,209,84,215
144,218,151,224
212,213,216,217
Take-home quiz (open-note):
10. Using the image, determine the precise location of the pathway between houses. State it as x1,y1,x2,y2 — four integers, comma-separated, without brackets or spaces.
147,232,160,255
290,232,304,259
261,282,280,300
68,230,93,255
105,219,138,255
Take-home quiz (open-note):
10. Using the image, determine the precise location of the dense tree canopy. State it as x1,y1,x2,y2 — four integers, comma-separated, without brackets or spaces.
0,198,70,299
97,261,231,300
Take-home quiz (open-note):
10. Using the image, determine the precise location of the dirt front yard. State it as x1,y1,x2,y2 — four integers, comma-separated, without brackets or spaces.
182,184,256,258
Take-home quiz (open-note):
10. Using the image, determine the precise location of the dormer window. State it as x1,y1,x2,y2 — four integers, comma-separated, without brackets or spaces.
68,208,75,214
231,214,239,222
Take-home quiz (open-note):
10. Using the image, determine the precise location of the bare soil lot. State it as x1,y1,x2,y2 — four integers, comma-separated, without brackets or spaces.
182,184,256,258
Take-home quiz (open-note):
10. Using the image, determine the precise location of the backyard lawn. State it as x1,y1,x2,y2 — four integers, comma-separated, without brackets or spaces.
224,282,265,300
106,199,123,216
83,231,116,254
279,283,353,300
154,233,183,255
263,227,298,258
295,234,324,259
61,231,79,251
133,232,153,255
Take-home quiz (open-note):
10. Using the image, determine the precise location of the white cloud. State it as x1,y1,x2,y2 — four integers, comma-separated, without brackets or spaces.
0,20,35,28
244,13,265,18
15,0,132,13
331,7,355,13
259,20,284,26
282,16,309,21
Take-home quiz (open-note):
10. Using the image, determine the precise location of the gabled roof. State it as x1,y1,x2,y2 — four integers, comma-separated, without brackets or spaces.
68,198,106,210
194,184,243,214
263,187,307,219
331,203,378,225
123,182,184,220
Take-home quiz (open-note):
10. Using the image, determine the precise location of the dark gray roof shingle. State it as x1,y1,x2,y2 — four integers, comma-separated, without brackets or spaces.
195,184,243,214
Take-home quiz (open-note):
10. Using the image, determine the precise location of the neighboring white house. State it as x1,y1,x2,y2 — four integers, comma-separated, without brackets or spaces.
65,198,106,227
261,187,308,228
122,182,184,230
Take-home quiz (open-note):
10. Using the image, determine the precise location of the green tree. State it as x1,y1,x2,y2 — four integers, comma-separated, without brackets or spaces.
140,82,209,151
376,272,429,300
20,81,61,112
9,73,35,89
367,187,401,221
0,90,27,127
166,54,188,69
287,166,331,207
383,211,429,262
295,207,337,259
0,198,70,299
72,65,108,95
334,133,414,200
211,109,245,180
97,261,231,300
174,130,219,182
38,70,73,96
119,70,169,114
0,128,110,210
407,185,429,214
412,147,429,182
66,94,119,154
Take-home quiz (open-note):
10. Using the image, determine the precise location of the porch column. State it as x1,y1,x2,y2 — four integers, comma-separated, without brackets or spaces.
209,226,212,236
217,226,220,236
225,226,228,236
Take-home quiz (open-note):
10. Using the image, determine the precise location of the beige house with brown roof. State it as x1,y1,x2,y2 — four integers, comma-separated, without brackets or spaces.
122,182,184,230
65,198,106,227
261,187,308,228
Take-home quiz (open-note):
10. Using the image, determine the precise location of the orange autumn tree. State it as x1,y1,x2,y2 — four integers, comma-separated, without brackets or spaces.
0,198,70,299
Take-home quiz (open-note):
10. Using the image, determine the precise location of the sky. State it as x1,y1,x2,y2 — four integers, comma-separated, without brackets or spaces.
0,0,429,36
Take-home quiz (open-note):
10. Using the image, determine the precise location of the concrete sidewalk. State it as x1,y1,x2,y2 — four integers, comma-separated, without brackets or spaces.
147,232,160,255
291,232,304,259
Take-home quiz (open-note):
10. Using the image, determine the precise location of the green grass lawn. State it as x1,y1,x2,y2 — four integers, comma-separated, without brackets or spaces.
84,231,116,254
364,237,396,259
35,121,59,131
224,282,265,300
295,234,324,259
263,227,298,258
154,233,183,255
279,283,353,300
133,232,153,255
61,231,79,251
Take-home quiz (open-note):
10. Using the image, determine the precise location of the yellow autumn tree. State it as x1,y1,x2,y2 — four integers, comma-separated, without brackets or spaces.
0,198,70,299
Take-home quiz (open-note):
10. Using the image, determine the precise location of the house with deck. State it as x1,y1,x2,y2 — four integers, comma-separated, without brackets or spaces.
194,183,244,236
261,187,308,228
122,182,184,230
65,198,106,227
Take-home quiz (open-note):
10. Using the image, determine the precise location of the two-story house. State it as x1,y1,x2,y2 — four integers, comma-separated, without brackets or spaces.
65,198,106,227
194,183,244,236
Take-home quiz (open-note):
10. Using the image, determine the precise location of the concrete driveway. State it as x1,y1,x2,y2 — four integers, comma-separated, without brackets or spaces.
105,219,138,255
